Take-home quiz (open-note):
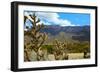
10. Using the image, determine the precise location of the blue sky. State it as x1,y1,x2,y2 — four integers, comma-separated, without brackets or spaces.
24,11,90,27
59,13,90,26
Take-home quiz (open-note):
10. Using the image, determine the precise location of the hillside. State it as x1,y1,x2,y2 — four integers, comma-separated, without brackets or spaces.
40,25,90,42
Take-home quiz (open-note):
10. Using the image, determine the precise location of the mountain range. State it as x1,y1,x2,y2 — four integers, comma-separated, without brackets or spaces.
40,25,90,42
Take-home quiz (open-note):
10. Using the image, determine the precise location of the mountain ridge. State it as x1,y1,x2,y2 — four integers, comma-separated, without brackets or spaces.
40,25,90,42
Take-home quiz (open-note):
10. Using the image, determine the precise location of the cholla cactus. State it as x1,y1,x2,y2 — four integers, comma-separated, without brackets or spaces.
24,13,47,61
53,39,69,60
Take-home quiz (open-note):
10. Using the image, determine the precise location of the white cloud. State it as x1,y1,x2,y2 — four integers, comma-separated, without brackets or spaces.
57,19,73,26
36,12,75,26
39,20,51,25
25,11,75,26
35,12,59,23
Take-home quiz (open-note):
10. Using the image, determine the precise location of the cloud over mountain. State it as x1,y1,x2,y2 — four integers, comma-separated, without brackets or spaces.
24,11,75,26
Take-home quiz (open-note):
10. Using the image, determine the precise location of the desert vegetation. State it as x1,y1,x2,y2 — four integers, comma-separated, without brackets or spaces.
24,13,90,61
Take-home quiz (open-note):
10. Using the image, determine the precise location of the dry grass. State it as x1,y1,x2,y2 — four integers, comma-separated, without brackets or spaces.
68,53,84,60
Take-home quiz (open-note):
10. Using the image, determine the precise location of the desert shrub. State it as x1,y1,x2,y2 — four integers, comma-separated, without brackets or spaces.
66,41,90,53
42,45,53,54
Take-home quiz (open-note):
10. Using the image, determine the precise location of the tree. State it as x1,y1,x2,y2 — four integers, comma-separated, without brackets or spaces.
24,13,47,61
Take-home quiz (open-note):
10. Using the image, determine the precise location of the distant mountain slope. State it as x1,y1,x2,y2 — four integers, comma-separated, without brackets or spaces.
40,25,90,42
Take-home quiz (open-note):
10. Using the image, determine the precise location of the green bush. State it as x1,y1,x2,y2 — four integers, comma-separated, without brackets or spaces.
42,45,54,54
